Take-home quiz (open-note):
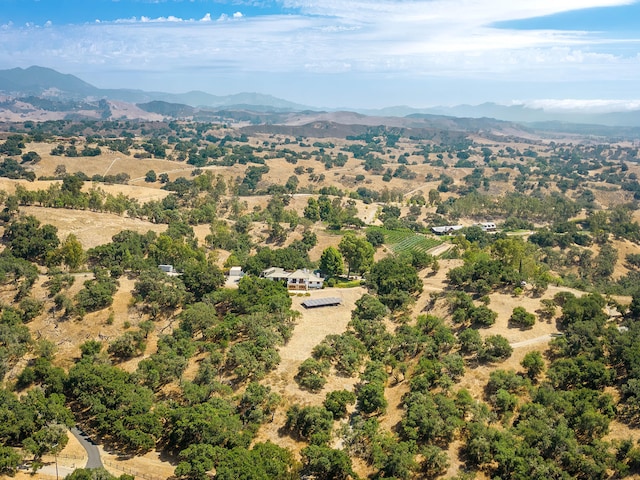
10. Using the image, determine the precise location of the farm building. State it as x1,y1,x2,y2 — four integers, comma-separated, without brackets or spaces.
261,267,324,290
159,264,181,276
478,222,497,232
228,266,244,278
226,266,245,285
431,225,463,235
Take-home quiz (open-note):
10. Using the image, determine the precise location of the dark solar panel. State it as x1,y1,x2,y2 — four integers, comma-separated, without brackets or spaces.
302,297,342,308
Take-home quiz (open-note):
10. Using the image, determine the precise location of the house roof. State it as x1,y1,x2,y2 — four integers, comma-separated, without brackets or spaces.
288,269,323,282
261,267,324,282
262,267,289,279
431,225,463,233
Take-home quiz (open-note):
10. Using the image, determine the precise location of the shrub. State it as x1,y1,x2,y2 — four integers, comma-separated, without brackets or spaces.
357,381,387,415
285,405,334,444
470,305,498,327
108,331,146,359
510,306,536,329
479,335,513,362
323,390,356,419
75,270,118,313
295,358,330,392
458,328,482,355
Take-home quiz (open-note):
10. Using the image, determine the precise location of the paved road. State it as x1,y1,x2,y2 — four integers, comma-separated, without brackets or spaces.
71,427,103,469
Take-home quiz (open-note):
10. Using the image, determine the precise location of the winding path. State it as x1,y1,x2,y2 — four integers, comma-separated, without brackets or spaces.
71,427,103,469
510,333,554,348
426,242,453,256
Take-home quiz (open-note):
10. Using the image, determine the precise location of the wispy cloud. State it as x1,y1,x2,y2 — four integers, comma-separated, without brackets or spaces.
281,0,635,24
0,0,639,106
521,98,640,112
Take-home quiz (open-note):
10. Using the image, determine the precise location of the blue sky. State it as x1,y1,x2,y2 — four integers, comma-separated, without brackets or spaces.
0,0,639,110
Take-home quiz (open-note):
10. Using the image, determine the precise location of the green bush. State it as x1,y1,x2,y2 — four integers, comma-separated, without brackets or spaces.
510,306,536,328
323,390,356,419
479,335,513,362
295,358,330,392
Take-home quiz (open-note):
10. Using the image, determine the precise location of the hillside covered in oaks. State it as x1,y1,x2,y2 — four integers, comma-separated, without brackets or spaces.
0,119,640,479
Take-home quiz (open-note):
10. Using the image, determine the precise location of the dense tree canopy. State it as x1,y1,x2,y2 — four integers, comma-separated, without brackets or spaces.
338,233,374,277
1,122,640,480
3,216,60,263
319,246,344,277
367,256,423,310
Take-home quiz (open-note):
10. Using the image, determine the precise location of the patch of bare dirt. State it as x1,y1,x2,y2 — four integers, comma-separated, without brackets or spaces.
604,420,640,443
412,259,464,317
21,275,156,373
100,448,177,480
14,430,88,480
255,287,366,451
263,287,366,396
378,379,411,433
611,238,640,280
23,142,182,180
20,206,167,249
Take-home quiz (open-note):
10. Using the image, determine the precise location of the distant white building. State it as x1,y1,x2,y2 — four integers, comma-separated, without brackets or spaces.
431,225,463,235
261,267,324,290
228,266,244,278
158,264,181,277
478,222,497,232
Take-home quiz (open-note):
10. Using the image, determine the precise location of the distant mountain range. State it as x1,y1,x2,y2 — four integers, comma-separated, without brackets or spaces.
365,104,640,129
0,66,310,111
2,66,640,132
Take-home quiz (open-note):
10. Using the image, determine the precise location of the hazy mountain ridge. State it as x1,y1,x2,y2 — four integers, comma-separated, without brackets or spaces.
2,66,640,134
0,66,311,111
0,66,98,98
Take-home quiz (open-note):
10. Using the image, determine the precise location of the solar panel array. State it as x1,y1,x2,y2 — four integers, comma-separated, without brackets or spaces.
301,297,342,308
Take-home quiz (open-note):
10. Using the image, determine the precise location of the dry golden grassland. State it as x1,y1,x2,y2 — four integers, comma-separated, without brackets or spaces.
4,127,640,478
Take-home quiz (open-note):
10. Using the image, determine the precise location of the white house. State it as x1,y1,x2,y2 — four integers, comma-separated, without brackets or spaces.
261,267,324,290
287,269,324,290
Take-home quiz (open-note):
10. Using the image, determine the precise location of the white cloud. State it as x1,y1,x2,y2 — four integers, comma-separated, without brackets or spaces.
281,0,635,23
522,98,640,112
138,15,186,22
109,11,246,24
1,0,639,106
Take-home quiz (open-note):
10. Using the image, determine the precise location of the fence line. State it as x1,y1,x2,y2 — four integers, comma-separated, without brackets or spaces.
41,452,85,463
56,453,85,461
103,458,167,480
